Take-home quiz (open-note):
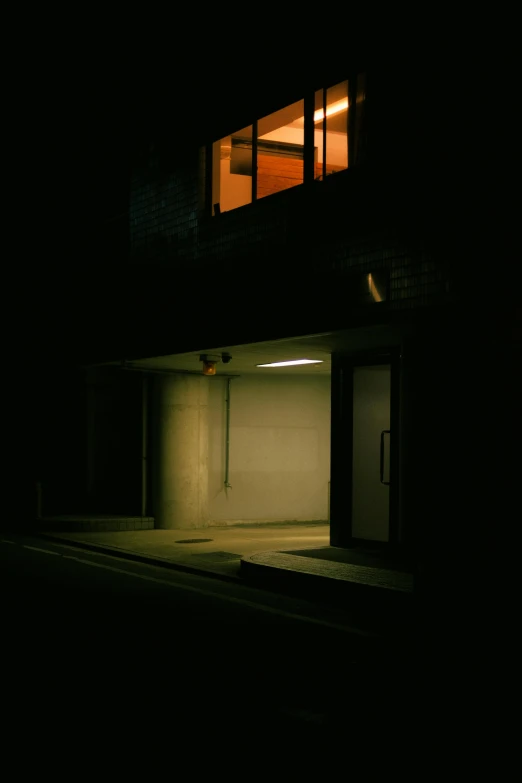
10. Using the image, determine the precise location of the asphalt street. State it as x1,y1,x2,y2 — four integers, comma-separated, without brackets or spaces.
1,534,417,767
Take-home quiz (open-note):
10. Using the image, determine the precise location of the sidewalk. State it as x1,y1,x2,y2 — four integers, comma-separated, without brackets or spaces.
35,518,415,633
36,520,331,580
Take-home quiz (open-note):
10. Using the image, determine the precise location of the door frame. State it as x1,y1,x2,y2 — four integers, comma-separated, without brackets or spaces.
330,347,401,548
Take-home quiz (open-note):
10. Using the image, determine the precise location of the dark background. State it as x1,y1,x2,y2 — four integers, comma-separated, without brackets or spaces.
8,28,371,518
20,33,378,364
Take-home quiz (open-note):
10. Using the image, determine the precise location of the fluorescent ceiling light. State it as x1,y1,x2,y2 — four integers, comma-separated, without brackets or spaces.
256,359,324,368
314,98,349,123
289,99,350,129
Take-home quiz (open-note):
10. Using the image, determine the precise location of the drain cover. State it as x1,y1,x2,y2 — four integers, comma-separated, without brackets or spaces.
175,538,213,544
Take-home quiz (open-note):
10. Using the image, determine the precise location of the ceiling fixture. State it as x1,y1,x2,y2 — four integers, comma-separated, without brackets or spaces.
200,354,219,375
256,359,324,368
199,352,233,375
314,98,349,123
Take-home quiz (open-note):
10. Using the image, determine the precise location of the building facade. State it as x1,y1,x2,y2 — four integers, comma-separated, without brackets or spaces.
28,62,520,608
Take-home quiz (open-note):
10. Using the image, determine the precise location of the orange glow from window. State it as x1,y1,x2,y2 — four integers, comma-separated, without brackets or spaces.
368,274,383,303
314,98,349,123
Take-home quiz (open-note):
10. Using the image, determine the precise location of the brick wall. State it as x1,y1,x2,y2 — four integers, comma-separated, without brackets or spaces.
129,147,450,328
130,148,201,268
124,63,457,359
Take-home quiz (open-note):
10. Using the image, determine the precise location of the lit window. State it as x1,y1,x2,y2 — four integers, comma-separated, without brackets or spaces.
209,75,364,215
354,72,367,165
257,99,305,200
212,125,253,216
314,80,349,180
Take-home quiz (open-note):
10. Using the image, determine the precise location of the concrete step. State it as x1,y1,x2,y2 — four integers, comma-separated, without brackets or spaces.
241,551,415,633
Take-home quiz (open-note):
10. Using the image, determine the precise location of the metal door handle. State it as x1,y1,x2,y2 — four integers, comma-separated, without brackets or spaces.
380,430,390,485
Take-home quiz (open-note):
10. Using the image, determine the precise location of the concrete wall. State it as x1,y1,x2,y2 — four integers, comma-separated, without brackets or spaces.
208,375,331,524
151,374,209,529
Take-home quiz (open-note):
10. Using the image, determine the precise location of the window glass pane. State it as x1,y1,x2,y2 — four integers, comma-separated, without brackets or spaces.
325,80,348,175
257,99,305,199
212,125,252,215
314,88,324,179
354,72,367,165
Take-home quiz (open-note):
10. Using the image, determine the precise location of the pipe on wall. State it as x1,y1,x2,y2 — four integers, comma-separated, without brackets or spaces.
120,364,240,500
141,375,148,517
224,376,240,491
36,481,42,519
224,377,233,490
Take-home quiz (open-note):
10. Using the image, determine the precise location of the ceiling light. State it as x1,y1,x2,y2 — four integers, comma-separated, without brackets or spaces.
256,359,324,368
314,98,349,123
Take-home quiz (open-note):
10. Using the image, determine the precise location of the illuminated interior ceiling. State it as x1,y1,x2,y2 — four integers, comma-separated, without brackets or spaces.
115,326,398,376
285,107,348,134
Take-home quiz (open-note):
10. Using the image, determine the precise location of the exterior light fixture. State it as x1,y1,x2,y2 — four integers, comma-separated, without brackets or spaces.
256,359,324,368
200,354,220,375
368,273,383,303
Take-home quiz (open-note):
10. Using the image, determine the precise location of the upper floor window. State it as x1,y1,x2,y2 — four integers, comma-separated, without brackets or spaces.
210,75,365,216
256,99,305,200
212,125,253,213
314,80,348,180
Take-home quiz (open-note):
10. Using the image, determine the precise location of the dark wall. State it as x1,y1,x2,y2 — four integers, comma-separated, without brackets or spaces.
400,300,521,643
37,369,86,515
85,369,143,515
50,63,454,368
6,362,144,523
5,365,88,524
113,65,451,367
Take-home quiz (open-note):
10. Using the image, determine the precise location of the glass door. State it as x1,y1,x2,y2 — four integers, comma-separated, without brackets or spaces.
351,364,391,542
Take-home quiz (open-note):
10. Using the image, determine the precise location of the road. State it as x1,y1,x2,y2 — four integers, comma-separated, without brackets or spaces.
1,533,416,766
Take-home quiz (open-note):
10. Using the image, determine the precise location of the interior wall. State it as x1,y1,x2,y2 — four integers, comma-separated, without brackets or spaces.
219,157,251,212
262,124,347,165
208,374,331,523
216,124,347,211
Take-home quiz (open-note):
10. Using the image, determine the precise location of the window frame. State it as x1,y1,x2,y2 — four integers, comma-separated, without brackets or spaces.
207,73,366,217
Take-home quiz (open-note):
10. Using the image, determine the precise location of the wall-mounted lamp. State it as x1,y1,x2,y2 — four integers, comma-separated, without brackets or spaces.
200,354,221,375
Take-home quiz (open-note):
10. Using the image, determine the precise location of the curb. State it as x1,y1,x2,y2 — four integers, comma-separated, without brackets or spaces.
35,532,242,585
19,532,415,647
25,533,415,641
241,552,415,633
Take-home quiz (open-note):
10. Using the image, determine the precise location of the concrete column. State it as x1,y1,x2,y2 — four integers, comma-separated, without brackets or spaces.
152,374,209,529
